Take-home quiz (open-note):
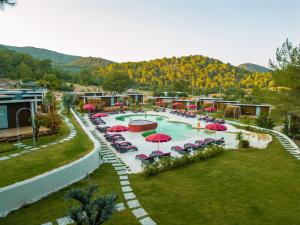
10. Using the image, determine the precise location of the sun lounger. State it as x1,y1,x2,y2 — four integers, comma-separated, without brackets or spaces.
117,145,138,153
150,150,171,158
135,154,154,163
184,143,199,150
171,146,191,155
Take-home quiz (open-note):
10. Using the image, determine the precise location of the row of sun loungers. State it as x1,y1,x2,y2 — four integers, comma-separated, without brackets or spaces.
170,110,196,118
136,150,171,164
171,138,225,155
103,133,139,153
198,116,225,124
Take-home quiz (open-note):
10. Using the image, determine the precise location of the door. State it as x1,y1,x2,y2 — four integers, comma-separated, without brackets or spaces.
256,106,261,116
0,105,8,129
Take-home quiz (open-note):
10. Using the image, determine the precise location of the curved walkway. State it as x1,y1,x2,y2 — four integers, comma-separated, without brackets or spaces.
227,120,300,158
0,103,77,161
80,112,157,225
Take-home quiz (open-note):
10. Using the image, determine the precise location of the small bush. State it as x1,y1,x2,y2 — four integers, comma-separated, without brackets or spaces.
240,140,250,148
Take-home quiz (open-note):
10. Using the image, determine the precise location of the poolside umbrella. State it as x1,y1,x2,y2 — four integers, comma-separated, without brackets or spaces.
205,123,227,131
92,113,108,118
83,104,95,114
145,133,172,150
115,102,124,107
108,125,129,132
172,102,182,109
187,104,197,110
205,107,216,112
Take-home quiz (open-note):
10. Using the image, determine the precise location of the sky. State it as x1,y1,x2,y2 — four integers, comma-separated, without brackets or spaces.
0,0,299,67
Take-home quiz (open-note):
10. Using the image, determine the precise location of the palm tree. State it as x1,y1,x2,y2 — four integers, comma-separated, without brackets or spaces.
0,0,16,9
65,184,118,225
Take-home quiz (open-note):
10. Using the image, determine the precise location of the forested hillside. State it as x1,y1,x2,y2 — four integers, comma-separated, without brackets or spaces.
99,55,273,93
0,44,114,70
0,48,75,90
239,63,270,73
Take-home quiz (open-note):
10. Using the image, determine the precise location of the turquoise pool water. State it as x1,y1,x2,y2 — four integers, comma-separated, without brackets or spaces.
116,114,214,140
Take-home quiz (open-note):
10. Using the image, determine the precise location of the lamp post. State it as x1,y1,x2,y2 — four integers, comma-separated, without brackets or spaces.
16,102,36,146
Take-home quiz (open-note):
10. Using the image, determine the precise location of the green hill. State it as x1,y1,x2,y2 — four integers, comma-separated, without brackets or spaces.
238,63,270,73
0,44,114,70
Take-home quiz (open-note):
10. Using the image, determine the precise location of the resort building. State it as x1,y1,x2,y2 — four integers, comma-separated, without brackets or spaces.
225,103,271,118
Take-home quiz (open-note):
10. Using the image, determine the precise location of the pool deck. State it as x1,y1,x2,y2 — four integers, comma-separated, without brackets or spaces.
85,111,272,173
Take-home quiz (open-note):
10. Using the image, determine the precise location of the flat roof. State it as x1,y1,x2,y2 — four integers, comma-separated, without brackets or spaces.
227,103,271,107
0,99,41,104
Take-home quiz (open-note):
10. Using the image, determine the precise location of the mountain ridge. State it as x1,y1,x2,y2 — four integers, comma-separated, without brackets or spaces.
238,63,270,73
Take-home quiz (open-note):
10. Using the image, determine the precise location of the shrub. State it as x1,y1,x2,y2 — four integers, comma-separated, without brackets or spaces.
142,145,224,177
256,113,275,129
240,140,250,148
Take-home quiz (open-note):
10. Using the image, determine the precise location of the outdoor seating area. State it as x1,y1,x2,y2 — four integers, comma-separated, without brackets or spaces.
170,110,197,118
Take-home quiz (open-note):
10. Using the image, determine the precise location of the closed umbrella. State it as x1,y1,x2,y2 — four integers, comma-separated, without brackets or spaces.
205,107,216,112
187,104,197,110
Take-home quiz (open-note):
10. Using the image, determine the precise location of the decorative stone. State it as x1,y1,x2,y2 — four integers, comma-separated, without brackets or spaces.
119,175,128,180
121,186,132,193
120,180,130,186
0,156,10,161
139,217,157,225
56,216,74,225
10,153,21,157
124,192,136,200
114,166,126,171
132,207,148,218
127,199,140,209
116,202,126,211
117,170,127,175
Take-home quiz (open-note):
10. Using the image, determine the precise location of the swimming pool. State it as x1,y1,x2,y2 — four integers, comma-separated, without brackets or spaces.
116,114,237,143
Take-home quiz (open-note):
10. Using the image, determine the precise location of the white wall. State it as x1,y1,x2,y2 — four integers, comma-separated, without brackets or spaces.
0,109,101,217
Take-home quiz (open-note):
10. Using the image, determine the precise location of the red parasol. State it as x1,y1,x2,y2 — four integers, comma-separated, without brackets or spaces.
108,125,129,132
145,133,172,149
205,123,227,131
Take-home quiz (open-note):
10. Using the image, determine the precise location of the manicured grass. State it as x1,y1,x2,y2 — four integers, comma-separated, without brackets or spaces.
0,164,139,225
0,113,93,187
130,139,300,225
0,121,69,157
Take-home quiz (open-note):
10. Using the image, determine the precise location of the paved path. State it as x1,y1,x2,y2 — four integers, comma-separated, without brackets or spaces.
227,120,300,159
0,103,77,162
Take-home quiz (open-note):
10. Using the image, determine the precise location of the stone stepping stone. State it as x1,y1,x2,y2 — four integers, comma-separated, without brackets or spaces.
121,186,132,193
119,175,128,180
56,216,74,225
0,156,10,161
120,180,130,186
106,160,119,163
127,199,140,209
116,203,126,211
113,163,123,167
14,143,23,146
124,192,136,200
117,170,127,175
10,153,21,157
40,144,48,148
139,217,157,225
30,147,40,151
132,207,148,218
114,166,126,171
41,222,53,225
24,146,34,149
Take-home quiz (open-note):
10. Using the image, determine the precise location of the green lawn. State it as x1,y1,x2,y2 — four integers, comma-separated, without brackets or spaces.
130,139,300,225
0,113,93,187
0,121,69,157
0,164,139,225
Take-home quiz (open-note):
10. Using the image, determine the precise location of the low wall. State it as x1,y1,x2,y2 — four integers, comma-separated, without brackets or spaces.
0,108,101,217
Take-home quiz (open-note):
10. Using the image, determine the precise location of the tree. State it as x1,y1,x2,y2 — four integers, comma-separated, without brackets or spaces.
256,113,275,129
63,92,76,114
101,71,131,93
0,0,16,9
65,185,118,225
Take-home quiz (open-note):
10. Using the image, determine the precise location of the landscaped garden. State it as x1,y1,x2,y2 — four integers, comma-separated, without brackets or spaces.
1,136,300,225
0,164,139,225
0,112,93,187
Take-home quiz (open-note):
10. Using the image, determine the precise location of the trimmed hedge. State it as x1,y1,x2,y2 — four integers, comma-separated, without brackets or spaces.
142,145,224,177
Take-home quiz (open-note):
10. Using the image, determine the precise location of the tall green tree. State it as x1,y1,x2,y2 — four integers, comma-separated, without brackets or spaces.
101,70,131,93
63,92,76,114
65,185,118,225
0,0,16,9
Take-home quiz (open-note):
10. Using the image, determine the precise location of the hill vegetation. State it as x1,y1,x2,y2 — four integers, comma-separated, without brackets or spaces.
0,44,114,70
99,55,273,93
238,63,270,73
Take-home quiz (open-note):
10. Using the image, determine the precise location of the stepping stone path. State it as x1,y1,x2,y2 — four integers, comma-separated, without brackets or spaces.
40,112,156,225
0,103,77,162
